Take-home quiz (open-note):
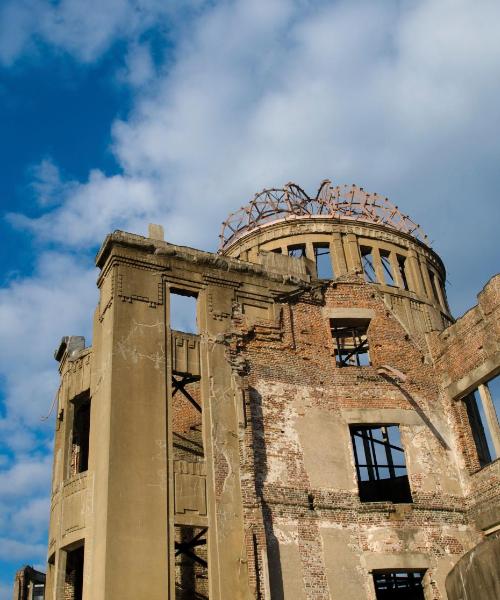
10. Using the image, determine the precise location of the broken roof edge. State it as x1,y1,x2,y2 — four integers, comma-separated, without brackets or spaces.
219,180,430,251
95,230,313,288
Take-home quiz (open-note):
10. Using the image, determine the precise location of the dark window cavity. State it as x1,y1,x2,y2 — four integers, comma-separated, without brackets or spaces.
314,243,334,279
428,268,439,301
65,545,84,600
380,250,395,286
170,289,198,334
288,244,306,258
71,393,91,475
373,571,425,599
350,425,413,503
330,318,370,367
397,255,409,290
360,246,377,283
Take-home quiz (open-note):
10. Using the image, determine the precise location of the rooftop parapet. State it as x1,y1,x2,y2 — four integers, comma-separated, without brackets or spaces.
219,179,429,251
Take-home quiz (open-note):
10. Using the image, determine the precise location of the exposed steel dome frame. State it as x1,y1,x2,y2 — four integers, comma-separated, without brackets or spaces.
219,180,429,250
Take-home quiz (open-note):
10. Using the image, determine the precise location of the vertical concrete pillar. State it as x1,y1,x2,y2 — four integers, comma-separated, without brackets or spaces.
372,246,385,285
343,233,362,271
305,241,315,263
198,284,252,600
478,384,500,458
331,233,347,275
389,252,403,289
406,250,425,296
88,262,169,600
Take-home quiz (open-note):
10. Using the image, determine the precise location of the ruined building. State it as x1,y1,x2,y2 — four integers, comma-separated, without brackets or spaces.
38,181,499,599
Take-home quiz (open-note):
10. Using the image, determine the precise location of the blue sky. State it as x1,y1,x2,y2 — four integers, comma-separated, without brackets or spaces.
0,0,499,596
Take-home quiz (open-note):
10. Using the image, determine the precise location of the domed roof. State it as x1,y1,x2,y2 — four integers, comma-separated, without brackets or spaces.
219,180,429,250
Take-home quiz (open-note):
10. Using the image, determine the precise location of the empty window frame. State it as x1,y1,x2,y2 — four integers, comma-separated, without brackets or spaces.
396,255,409,291
463,375,500,467
70,393,91,476
288,244,306,258
64,545,84,600
360,246,377,283
175,525,209,600
380,250,396,286
330,318,370,367
373,570,425,600
314,243,334,279
170,289,198,334
427,268,439,302
350,425,413,503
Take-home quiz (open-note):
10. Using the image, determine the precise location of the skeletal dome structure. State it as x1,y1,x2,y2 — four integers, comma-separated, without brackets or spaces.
220,180,452,336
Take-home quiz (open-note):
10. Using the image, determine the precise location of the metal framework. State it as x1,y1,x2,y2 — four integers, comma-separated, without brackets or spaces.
219,180,429,250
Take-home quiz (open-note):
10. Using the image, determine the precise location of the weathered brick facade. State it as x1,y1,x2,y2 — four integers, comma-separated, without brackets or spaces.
32,182,499,599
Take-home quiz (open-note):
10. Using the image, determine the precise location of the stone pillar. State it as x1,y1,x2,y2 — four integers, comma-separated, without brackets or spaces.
478,384,500,458
406,250,425,296
343,233,362,271
331,233,347,276
372,246,385,285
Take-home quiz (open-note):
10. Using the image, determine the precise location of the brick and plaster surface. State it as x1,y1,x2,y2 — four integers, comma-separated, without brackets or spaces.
39,206,499,600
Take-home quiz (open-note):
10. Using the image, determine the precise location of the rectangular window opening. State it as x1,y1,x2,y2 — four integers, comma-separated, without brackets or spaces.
380,250,396,286
170,289,198,334
396,255,409,291
428,269,439,301
288,244,306,258
65,545,84,600
373,570,425,599
70,393,91,476
350,425,413,503
463,375,500,467
314,243,334,279
330,318,370,367
360,246,377,283
271,247,282,254
175,525,209,600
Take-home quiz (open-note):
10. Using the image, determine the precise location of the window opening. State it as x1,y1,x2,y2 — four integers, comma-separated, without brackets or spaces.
330,318,370,367
360,246,377,283
314,244,334,279
70,393,90,476
288,244,306,258
380,250,395,286
175,526,209,599
64,545,84,600
271,247,282,254
350,425,412,503
373,571,425,599
427,269,439,301
396,255,409,291
463,375,500,466
170,290,198,334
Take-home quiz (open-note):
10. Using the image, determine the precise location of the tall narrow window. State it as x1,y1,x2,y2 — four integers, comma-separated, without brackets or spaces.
380,250,395,286
397,255,409,291
360,246,377,283
170,289,198,334
462,375,500,467
314,243,333,279
428,268,439,301
350,425,412,503
70,393,90,476
175,525,209,599
330,319,370,367
373,571,425,599
288,244,306,258
64,545,84,600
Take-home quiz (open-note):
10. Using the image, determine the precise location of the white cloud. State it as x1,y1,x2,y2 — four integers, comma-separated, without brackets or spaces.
0,0,206,66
